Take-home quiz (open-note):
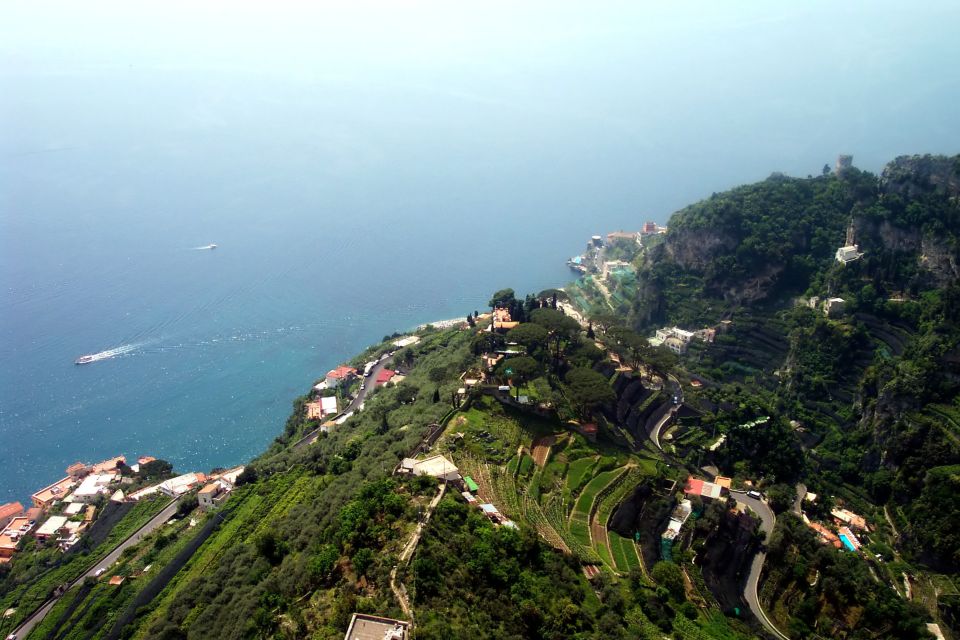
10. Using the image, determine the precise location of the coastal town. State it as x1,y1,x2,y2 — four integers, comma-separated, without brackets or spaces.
0,456,244,566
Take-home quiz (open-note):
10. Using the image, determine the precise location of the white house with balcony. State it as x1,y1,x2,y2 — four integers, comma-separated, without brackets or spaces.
835,244,863,263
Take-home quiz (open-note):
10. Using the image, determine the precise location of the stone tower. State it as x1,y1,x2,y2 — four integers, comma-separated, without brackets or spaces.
835,154,853,175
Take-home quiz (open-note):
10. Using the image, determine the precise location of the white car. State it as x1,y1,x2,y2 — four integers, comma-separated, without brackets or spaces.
94,568,106,577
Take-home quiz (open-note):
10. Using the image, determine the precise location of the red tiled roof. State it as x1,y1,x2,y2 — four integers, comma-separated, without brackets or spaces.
684,477,704,495
376,369,397,384
0,503,23,524
327,366,356,380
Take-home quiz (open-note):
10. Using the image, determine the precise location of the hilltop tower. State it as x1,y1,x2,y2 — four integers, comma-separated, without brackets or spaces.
835,154,853,175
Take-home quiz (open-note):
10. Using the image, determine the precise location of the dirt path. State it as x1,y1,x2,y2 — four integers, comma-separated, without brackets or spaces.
390,483,446,622
531,435,554,467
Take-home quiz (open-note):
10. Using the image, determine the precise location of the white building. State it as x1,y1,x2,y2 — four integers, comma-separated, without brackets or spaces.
324,366,356,389
654,327,696,354
158,473,206,498
835,245,863,263
70,473,115,504
662,499,693,540
398,455,460,482
392,336,421,348
35,515,68,543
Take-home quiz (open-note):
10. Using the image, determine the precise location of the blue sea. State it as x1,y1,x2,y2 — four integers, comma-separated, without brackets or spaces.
2,1,959,502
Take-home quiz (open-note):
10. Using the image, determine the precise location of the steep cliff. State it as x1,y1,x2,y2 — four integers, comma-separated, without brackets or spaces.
629,155,960,328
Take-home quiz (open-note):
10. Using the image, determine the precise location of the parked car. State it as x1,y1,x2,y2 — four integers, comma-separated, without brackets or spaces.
746,490,762,499
94,568,105,578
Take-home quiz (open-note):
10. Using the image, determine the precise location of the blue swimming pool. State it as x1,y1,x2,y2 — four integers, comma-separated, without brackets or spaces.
839,533,857,552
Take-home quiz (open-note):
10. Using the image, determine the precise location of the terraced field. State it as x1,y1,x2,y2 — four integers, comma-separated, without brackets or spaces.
443,400,653,574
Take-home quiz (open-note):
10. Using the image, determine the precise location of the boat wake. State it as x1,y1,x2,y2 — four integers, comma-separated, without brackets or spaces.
74,343,143,365
189,244,218,251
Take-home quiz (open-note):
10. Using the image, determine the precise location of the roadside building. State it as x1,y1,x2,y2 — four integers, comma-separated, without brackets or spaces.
464,476,480,493
375,369,397,386
713,476,732,490
198,483,226,511
158,472,206,498
212,466,245,490
31,477,77,510
684,477,723,500
108,575,126,586
306,396,338,420
393,335,421,348
0,502,23,530
324,366,357,389
63,502,85,516
344,613,409,640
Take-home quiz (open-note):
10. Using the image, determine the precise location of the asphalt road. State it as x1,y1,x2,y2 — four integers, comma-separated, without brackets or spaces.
729,490,790,640
649,373,683,450
294,354,396,449
11,498,179,640
641,374,788,640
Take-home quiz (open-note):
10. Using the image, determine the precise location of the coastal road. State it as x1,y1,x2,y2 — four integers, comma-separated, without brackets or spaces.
729,490,790,640
294,354,396,449
12,498,178,640
649,373,683,451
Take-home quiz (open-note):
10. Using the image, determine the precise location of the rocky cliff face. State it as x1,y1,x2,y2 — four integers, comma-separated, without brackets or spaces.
880,154,960,200
849,154,960,285
657,228,738,271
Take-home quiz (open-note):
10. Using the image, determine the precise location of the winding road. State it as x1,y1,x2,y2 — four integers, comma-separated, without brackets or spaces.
294,354,396,449
640,374,789,640
10,498,179,640
729,490,789,640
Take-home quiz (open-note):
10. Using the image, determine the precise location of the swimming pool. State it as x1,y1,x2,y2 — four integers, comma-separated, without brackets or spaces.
839,533,857,552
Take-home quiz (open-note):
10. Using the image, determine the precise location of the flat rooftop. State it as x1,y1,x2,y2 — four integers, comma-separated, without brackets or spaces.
344,613,409,640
